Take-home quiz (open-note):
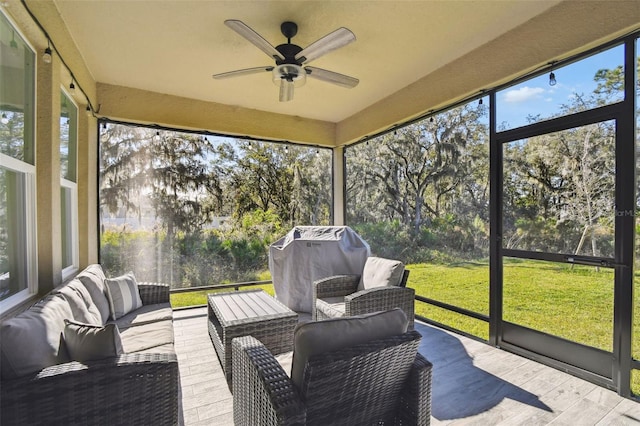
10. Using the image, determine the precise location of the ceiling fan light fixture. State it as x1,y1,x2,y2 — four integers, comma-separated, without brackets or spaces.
279,79,295,102
272,64,306,87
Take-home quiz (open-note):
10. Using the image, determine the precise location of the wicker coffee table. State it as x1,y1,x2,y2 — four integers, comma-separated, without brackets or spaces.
207,289,298,387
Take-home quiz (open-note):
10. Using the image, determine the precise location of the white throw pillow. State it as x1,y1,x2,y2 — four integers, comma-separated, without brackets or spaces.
104,272,143,320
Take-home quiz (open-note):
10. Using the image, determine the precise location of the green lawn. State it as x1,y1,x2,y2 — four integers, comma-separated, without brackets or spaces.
170,259,640,393
406,259,626,351
406,259,640,394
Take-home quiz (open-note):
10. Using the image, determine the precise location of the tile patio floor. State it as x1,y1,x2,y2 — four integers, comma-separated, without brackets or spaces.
173,307,640,425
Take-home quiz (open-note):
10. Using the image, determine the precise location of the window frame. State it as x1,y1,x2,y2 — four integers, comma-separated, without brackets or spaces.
0,10,38,310
0,155,38,311
60,88,78,281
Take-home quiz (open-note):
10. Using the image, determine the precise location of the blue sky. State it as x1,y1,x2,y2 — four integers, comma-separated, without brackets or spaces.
496,44,625,129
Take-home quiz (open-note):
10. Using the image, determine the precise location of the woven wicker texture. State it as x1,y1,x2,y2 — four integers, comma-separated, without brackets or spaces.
232,330,432,426
138,282,171,305
1,282,178,426
1,353,179,425
208,290,297,388
233,336,306,425
313,271,415,329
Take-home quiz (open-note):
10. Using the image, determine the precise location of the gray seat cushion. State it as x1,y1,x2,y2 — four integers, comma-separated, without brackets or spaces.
110,303,173,330
290,308,408,389
0,295,72,379
315,296,346,318
119,319,174,353
275,351,294,377
133,343,176,356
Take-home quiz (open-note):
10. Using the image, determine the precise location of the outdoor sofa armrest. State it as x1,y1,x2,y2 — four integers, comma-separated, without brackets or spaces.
138,282,171,305
345,286,415,329
313,274,360,299
0,353,179,426
232,336,305,426
397,352,433,426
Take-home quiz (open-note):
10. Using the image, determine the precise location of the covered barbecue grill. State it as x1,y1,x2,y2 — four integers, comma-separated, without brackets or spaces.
269,226,370,312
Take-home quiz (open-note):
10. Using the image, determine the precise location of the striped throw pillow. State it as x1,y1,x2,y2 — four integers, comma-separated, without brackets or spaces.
104,272,143,320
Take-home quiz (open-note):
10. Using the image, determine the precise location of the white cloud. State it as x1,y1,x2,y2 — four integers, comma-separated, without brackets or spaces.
502,86,546,103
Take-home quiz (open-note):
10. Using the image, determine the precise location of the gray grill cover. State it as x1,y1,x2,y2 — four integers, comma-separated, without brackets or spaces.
269,226,370,313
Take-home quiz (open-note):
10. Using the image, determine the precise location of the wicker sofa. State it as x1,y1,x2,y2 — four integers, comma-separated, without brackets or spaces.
0,264,179,426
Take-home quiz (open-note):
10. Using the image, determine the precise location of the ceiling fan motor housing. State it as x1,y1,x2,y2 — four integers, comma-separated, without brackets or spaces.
275,22,305,65
274,21,305,86
275,43,304,65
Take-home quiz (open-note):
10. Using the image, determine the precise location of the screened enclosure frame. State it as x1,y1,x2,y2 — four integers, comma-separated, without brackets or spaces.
343,32,638,398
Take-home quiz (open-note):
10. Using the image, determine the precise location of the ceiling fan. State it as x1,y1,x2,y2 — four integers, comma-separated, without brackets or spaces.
213,20,359,102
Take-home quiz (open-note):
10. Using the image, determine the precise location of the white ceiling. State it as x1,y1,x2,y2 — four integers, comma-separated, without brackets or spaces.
51,0,563,123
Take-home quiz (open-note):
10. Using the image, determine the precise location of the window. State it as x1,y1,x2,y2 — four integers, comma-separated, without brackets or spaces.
0,11,37,307
60,90,78,279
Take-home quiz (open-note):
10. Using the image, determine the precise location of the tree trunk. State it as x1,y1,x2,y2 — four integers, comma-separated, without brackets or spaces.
574,224,589,256
414,195,423,233
571,224,590,270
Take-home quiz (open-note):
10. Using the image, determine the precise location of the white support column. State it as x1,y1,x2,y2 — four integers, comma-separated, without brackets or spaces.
36,51,62,292
332,146,345,225
77,110,99,266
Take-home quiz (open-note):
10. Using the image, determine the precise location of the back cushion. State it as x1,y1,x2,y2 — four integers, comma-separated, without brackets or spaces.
55,280,103,325
0,295,72,379
358,257,405,291
77,264,111,324
290,309,408,390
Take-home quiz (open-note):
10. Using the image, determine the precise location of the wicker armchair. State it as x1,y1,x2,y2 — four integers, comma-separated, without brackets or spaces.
313,257,415,329
232,329,432,425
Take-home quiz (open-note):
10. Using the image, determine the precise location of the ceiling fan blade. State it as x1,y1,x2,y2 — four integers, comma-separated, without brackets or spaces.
305,66,359,88
224,20,285,61
212,66,274,79
295,27,355,64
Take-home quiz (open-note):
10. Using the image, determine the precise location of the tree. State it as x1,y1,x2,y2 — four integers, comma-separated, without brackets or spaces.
214,140,331,228
347,102,489,234
100,125,221,283
101,126,220,231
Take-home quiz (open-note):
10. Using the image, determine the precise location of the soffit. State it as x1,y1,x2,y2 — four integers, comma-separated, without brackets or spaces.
50,0,562,123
